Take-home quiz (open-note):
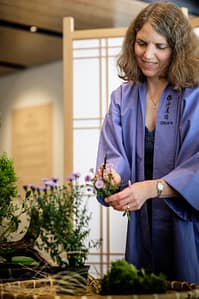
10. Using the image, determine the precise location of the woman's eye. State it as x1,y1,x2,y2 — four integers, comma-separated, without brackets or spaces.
136,41,145,46
156,44,168,49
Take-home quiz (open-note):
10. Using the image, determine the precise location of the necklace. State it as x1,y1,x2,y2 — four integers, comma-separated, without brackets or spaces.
148,97,159,110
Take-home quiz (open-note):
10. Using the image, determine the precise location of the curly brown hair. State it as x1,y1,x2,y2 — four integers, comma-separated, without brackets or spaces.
117,2,199,90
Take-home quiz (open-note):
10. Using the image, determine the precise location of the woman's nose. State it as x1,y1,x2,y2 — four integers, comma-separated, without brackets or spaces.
143,44,155,59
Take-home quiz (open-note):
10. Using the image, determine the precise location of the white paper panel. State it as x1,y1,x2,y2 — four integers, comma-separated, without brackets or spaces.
73,128,99,174
73,39,100,48
73,58,100,119
109,209,127,253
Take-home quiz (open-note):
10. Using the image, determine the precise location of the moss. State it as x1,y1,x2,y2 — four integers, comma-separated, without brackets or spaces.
100,259,167,295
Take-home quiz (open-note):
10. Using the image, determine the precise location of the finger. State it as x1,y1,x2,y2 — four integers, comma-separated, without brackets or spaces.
113,202,131,212
110,200,123,210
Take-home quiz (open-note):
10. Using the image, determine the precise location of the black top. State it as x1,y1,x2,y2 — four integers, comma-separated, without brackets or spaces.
144,127,155,235
144,127,155,180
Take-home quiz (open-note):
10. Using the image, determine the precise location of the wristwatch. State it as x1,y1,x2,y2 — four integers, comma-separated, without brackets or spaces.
156,180,164,197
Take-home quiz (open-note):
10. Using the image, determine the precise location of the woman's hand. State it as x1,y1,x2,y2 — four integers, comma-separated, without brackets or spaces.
104,180,156,211
96,163,121,186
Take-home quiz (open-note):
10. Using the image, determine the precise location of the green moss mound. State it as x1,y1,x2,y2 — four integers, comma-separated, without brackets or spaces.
100,259,167,295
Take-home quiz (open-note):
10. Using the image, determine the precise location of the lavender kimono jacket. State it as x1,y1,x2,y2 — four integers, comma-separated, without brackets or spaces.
96,81,199,283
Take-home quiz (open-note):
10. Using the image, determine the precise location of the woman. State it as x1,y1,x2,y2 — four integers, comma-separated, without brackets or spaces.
95,2,199,283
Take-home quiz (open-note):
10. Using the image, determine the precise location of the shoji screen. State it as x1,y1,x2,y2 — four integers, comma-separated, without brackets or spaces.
63,18,127,276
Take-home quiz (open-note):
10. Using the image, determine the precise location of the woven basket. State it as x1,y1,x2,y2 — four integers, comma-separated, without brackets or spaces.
0,276,199,299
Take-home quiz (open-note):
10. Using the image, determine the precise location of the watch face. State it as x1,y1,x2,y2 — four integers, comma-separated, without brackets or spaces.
158,182,164,191
157,181,164,197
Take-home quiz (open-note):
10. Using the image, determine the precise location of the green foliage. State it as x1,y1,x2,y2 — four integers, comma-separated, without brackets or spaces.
100,259,167,295
92,163,130,220
0,152,18,210
0,152,20,242
93,170,120,198
24,173,100,268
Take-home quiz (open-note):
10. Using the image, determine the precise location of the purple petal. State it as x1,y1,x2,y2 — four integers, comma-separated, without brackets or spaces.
95,180,105,189
72,172,81,178
85,175,92,182
65,175,75,181
51,177,59,183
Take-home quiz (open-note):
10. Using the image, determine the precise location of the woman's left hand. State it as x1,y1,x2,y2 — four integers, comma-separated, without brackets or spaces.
104,180,155,211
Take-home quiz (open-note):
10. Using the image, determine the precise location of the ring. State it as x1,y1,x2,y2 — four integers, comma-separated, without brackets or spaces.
127,204,130,210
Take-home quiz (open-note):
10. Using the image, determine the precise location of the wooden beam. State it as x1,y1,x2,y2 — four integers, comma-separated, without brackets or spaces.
191,17,199,28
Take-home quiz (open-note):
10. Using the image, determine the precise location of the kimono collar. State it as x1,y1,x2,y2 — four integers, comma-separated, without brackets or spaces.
137,82,182,179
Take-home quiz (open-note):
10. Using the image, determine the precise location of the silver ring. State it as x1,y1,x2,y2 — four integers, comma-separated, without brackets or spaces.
127,204,130,210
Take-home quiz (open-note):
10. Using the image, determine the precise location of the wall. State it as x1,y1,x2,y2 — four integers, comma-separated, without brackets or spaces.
0,60,64,180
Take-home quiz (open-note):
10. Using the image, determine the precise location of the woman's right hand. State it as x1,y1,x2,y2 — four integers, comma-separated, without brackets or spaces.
96,163,121,186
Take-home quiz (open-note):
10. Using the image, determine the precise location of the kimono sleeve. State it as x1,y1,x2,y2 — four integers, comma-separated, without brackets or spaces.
163,90,199,220
96,85,131,206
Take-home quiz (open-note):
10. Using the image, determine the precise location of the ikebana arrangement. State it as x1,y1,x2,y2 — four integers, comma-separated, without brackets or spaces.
92,155,121,198
92,156,131,220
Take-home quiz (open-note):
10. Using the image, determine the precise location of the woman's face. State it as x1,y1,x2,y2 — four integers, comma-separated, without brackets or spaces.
134,22,172,80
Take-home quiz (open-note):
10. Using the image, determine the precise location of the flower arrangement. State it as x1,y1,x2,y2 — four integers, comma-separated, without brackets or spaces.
92,162,121,198
92,156,130,220
22,172,100,268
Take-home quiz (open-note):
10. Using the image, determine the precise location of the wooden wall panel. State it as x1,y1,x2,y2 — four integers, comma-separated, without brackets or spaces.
12,103,52,192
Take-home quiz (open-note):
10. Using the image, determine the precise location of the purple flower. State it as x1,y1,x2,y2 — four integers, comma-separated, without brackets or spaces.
29,185,36,190
23,183,35,190
65,175,75,182
95,179,105,189
86,187,93,192
44,180,58,188
106,162,113,171
65,171,82,182
42,178,49,183
51,177,59,183
23,184,28,191
37,185,47,191
72,172,81,178
84,175,92,182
